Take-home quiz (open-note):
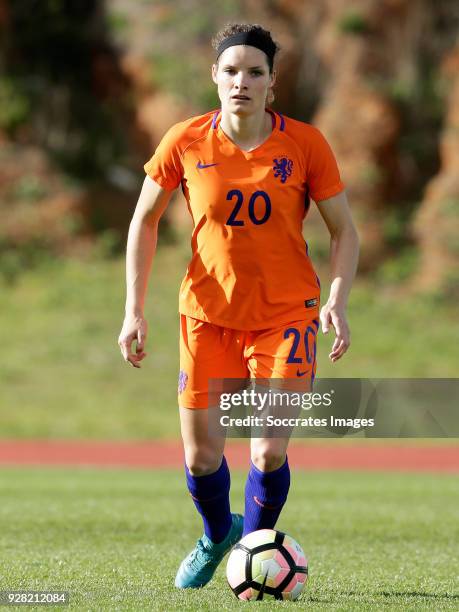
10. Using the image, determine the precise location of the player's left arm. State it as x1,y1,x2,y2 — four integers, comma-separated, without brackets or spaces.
315,190,360,362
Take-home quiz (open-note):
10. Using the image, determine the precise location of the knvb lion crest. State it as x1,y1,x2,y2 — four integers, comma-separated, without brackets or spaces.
178,369,188,394
273,157,293,183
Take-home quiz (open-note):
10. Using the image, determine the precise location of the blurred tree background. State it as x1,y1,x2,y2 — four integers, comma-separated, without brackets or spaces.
1,0,458,438
1,0,458,295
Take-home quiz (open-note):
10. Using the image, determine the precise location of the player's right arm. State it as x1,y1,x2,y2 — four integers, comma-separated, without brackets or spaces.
118,176,173,368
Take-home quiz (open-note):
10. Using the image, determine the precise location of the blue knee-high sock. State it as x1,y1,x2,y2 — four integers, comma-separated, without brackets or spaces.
185,455,232,544
243,457,290,536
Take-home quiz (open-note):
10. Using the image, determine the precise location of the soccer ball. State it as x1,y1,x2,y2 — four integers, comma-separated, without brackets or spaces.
226,529,308,601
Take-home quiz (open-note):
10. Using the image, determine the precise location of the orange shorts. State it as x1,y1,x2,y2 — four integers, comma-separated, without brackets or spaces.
178,315,319,409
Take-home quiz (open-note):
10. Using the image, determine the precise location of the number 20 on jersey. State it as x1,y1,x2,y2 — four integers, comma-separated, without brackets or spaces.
226,189,271,226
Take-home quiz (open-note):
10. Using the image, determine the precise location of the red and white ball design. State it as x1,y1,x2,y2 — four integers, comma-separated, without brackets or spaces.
226,529,308,601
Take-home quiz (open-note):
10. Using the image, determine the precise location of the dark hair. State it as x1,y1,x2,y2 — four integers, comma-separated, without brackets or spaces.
212,23,280,73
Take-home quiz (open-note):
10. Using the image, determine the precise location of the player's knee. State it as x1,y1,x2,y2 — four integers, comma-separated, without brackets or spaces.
185,448,222,476
251,449,286,473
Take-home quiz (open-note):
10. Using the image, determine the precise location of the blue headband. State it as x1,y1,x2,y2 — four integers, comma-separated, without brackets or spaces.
216,31,276,69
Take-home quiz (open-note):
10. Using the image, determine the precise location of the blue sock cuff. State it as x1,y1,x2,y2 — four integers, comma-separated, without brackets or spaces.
185,455,230,498
243,455,290,534
249,456,289,482
248,456,290,504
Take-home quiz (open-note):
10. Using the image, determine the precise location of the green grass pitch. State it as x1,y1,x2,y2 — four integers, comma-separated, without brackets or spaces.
0,467,457,611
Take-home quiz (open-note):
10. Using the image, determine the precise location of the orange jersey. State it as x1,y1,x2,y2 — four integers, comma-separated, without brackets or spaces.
144,109,344,330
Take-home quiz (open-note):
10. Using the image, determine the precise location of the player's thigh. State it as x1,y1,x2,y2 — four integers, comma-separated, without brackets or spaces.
246,318,319,471
178,315,248,474
179,314,248,409
248,382,298,471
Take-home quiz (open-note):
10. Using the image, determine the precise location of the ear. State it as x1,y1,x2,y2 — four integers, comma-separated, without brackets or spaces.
269,69,277,88
212,63,218,84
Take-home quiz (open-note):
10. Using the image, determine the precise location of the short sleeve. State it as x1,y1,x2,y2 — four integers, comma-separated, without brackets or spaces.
306,127,345,202
144,124,184,191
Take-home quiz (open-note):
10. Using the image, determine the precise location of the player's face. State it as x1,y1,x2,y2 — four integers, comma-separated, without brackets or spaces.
212,45,275,116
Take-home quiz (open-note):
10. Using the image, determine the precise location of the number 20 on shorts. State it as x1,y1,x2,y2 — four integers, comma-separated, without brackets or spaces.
284,325,317,365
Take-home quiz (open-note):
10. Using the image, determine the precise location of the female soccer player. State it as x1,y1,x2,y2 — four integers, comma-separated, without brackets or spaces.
118,24,359,589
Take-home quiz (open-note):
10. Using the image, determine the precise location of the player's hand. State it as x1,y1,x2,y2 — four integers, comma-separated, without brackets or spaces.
118,315,148,368
320,303,350,362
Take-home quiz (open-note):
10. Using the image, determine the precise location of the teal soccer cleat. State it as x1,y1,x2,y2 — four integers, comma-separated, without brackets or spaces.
174,513,243,588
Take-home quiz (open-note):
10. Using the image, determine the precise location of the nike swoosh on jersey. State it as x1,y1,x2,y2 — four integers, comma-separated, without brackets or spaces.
196,161,219,169
296,369,308,377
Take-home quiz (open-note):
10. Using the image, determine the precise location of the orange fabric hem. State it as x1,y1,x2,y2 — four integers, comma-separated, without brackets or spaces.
178,402,210,410
143,167,178,191
311,183,345,203
177,305,320,332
